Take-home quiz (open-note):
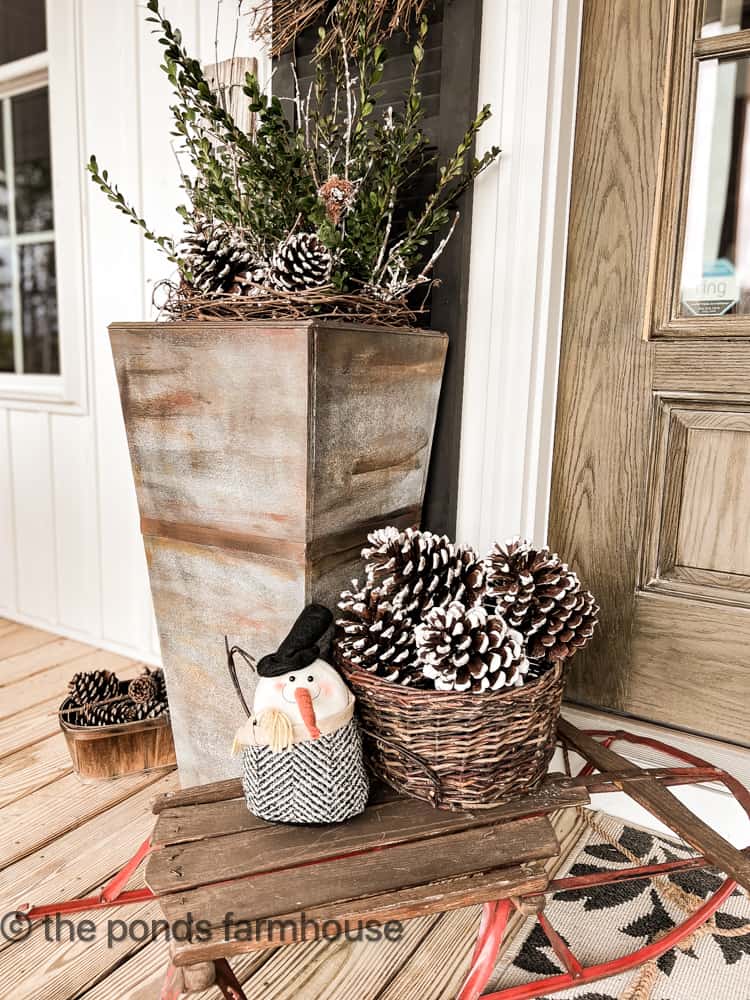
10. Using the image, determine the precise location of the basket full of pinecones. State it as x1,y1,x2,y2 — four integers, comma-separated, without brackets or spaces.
58,666,175,779
334,528,599,811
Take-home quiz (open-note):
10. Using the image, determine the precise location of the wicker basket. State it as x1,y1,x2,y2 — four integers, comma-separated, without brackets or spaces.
337,654,566,811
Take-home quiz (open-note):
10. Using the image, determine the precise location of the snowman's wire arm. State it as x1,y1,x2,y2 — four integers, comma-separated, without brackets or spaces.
224,636,254,718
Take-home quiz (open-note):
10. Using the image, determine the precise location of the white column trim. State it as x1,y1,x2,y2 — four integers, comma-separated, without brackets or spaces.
457,0,583,552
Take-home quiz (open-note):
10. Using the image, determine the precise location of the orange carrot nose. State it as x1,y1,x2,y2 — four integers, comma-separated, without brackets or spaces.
294,686,320,739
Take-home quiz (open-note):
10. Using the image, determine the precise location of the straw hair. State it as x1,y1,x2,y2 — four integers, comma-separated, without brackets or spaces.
337,653,566,811
256,709,296,753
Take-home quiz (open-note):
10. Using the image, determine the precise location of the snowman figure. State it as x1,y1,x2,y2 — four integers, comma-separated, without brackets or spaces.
231,604,369,824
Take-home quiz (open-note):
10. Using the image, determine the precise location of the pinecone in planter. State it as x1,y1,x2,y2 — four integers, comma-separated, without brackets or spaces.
268,232,332,291
336,580,424,685
362,527,485,617
68,669,120,708
180,214,254,295
485,538,599,664
416,601,529,693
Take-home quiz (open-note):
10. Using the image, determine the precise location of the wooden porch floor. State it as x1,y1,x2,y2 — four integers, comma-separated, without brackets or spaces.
0,621,584,999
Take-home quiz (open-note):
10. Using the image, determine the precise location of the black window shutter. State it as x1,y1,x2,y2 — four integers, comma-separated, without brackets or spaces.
274,0,484,536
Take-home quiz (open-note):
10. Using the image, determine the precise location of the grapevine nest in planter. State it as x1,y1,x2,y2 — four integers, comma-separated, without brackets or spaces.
335,530,599,811
156,280,422,328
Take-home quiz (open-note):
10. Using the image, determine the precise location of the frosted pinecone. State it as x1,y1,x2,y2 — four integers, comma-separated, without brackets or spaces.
362,527,485,617
82,700,126,727
68,669,120,708
416,601,529,693
336,579,424,685
268,232,332,291
485,538,599,663
180,214,254,295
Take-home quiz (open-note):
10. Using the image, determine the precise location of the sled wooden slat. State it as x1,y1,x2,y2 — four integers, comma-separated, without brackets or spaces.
169,860,550,966
147,779,588,890
157,813,556,937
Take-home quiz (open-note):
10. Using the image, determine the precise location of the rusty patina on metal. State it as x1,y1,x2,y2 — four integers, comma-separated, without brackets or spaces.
109,319,448,785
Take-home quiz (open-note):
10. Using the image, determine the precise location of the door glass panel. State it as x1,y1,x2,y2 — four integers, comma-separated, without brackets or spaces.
0,244,13,371
12,88,53,234
19,242,58,374
679,55,750,316
0,0,46,65
702,0,750,36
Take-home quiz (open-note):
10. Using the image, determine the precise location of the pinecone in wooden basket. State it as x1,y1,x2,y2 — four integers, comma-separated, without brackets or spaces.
415,601,529,692
180,213,255,295
362,527,486,617
485,538,599,663
68,669,120,708
127,666,166,705
336,580,424,685
121,698,169,723
82,701,127,727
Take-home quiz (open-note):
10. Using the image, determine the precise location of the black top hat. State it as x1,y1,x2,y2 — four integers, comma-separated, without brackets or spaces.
256,604,333,678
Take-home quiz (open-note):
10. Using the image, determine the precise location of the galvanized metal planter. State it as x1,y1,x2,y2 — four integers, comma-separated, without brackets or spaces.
109,319,448,785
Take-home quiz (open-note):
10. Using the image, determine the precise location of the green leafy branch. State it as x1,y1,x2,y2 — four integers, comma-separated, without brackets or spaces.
86,156,177,261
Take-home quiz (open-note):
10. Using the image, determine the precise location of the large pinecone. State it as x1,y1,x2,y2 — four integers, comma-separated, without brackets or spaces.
485,538,599,663
268,233,332,291
362,527,486,617
416,601,529,693
336,580,424,685
68,669,120,707
180,215,254,295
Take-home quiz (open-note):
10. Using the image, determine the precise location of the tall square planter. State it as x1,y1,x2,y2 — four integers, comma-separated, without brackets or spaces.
109,320,447,785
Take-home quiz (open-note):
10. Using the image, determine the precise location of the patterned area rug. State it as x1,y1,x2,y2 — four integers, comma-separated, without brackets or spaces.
491,810,750,999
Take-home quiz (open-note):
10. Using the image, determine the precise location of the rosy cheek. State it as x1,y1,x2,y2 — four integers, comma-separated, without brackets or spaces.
320,683,331,697
274,682,285,692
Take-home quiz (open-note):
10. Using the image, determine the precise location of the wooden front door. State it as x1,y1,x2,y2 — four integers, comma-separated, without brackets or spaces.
550,0,750,744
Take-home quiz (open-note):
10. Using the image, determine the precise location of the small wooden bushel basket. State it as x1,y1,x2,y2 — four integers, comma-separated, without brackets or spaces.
59,696,176,780
337,655,566,811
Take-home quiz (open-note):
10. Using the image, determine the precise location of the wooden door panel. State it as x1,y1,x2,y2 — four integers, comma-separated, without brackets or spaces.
629,593,750,741
551,0,750,744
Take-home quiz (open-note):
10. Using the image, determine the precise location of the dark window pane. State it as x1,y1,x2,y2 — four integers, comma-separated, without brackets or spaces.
0,244,13,371
703,1,750,36
20,242,58,374
13,87,53,234
0,119,7,237
0,0,46,65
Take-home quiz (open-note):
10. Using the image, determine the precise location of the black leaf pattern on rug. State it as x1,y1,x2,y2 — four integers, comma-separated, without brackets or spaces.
618,827,657,858
712,912,750,965
620,887,686,975
512,923,565,977
553,863,650,911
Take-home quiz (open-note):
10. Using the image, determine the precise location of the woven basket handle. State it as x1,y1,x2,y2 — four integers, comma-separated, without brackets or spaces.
361,728,445,807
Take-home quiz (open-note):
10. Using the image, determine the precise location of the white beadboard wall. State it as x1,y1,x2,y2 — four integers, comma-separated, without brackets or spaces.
0,1,266,663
